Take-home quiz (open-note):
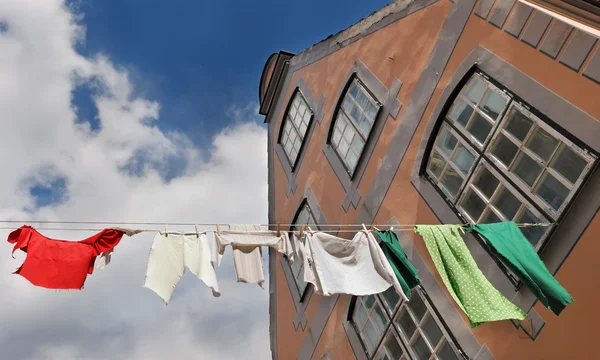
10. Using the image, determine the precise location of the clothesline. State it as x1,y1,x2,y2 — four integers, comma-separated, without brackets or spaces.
0,223,554,233
0,220,555,228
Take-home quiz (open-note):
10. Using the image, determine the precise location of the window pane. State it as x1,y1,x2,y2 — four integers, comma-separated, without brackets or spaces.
342,96,353,113
408,293,427,322
396,309,417,339
364,321,381,354
349,82,359,98
467,112,493,144
473,166,499,199
383,331,404,359
381,287,400,311
436,128,458,157
351,106,361,124
504,107,533,141
439,166,464,197
449,100,474,126
351,137,365,155
550,145,588,184
461,188,486,220
479,89,508,120
422,316,443,348
534,172,569,211
493,187,521,219
517,209,546,247
512,152,543,187
412,333,432,360
366,102,379,121
526,127,559,162
481,209,502,223
427,151,445,179
372,302,388,333
365,295,376,309
437,341,460,360
347,151,359,170
360,118,373,136
465,77,486,104
354,303,368,328
338,138,350,156
490,133,519,167
451,145,475,174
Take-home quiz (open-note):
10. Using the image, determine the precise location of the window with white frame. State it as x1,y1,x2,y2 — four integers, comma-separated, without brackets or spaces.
288,201,318,296
352,287,464,360
330,78,381,175
280,90,313,168
426,72,597,250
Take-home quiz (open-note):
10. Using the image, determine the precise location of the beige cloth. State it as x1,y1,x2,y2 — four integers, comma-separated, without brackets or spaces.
298,231,406,299
144,232,220,304
213,224,293,289
96,227,144,270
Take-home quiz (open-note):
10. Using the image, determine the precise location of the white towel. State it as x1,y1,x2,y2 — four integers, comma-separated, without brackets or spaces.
298,231,407,300
214,224,293,289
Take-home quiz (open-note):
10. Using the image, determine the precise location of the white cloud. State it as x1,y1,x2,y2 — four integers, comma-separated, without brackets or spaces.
0,1,270,359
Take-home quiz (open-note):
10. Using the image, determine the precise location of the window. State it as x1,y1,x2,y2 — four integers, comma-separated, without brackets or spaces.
279,90,313,168
288,201,318,296
352,287,463,360
425,73,597,250
330,78,381,175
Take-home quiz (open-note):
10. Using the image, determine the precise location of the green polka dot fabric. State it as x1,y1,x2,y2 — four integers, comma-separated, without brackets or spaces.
414,224,526,328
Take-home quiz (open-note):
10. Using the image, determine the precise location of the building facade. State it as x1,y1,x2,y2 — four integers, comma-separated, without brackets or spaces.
258,1,600,359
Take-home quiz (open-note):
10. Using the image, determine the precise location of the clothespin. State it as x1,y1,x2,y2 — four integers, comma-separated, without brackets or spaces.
165,224,169,236
276,223,281,237
373,226,381,231
469,219,473,231
308,226,314,234
195,224,199,238
390,226,394,231
216,224,221,236
362,223,368,232
299,224,306,238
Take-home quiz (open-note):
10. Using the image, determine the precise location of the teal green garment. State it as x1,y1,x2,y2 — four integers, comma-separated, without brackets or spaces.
374,230,420,299
473,222,573,315
414,224,526,327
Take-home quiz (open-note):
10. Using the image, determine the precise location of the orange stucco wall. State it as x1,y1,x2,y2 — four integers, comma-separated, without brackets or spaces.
271,1,600,359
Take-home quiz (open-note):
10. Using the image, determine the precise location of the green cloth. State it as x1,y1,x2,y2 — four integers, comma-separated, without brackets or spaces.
473,222,573,315
414,224,526,327
374,230,420,299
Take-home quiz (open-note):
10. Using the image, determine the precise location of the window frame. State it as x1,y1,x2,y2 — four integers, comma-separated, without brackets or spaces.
287,199,318,298
529,0,600,26
328,76,383,178
422,69,598,253
277,88,315,171
350,287,466,360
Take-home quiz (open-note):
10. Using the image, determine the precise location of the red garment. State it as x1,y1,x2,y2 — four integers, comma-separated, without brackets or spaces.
7,225,125,290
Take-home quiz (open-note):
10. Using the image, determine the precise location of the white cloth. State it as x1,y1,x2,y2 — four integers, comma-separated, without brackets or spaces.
298,231,407,300
96,227,144,270
213,224,293,289
144,232,220,304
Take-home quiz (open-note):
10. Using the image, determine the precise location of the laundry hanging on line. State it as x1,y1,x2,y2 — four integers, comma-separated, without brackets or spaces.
374,230,420,299
7,225,135,290
414,224,527,327
213,224,293,289
296,230,409,301
144,231,220,304
471,222,573,316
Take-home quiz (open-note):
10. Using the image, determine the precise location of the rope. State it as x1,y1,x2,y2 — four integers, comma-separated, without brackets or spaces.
0,222,555,233
0,220,555,228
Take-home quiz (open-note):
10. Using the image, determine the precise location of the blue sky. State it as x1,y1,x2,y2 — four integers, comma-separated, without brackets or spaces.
70,0,390,143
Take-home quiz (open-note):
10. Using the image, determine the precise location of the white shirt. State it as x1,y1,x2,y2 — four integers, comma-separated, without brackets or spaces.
297,231,407,300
